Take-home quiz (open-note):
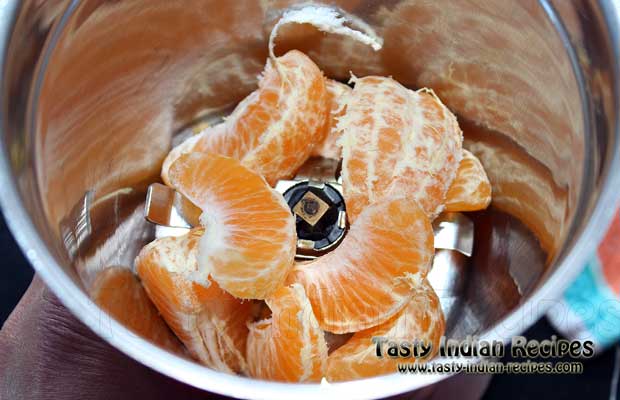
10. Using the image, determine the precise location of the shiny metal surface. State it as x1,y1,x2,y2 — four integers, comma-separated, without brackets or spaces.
145,183,198,229
1,1,620,399
432,213,474,257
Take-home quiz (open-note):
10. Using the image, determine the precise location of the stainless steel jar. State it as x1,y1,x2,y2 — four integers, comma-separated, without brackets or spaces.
1,1,619,399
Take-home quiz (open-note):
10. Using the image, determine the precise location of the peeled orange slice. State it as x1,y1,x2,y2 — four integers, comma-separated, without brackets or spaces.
288,197,434,334
326,280,444,381
167,152,296,299
91,267,183,354
311,79,352,159
339,76,462,221
444,149,492,212
246,284,328,382
135,230,253,373
161,123,227,186
162,49,328,186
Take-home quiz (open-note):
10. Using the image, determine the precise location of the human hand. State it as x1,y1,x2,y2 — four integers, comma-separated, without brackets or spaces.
0,275,215,400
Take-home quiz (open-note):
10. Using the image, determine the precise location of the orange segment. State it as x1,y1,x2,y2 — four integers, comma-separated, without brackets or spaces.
339,76,462,221
162,50,328,186
167,152,296,299
311,79,352,159
161,123,227,186
90,267,183,354
288,197,434,334
444,149,492,212
246,284,328,382
135,230,253,373
326,280,444,381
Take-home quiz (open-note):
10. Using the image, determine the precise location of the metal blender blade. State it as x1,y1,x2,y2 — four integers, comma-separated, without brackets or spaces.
432,212,474,257
144,183,475,258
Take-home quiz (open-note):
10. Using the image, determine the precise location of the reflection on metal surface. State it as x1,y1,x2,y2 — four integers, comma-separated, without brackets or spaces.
463,119,567,260
463,208,547,336
433,212,474,257
59,187,154,289
145,183,198,229
60,190,93,260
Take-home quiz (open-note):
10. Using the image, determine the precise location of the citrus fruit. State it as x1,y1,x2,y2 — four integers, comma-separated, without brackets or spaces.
311,79,352,159
161,122,227,186
288,197,434,334
135,229,253,373
167,152,296,299
326,280,444,381
91,266,184,354
246,284,328,382
267,5,383,58
339,76,462,221
444,149,492,212
161,49,328,187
